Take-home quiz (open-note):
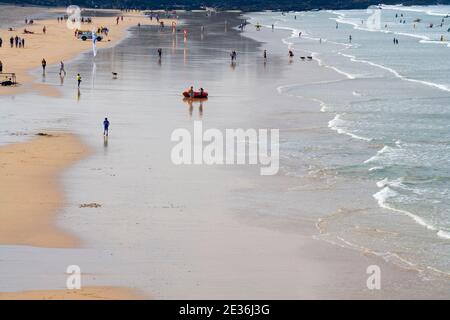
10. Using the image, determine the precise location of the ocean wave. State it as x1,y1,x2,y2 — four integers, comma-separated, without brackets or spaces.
364,145,396,163
338,52,450,93
328,114,372,141
368,166,384,172
312,52,357,79
373,180,450,241
373,186,437,231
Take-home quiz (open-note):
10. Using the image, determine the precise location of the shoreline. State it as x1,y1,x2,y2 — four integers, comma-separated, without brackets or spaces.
0,8,175,97
236,14,450,296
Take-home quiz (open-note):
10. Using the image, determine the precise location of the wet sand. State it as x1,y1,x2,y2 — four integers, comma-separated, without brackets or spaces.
0,9,175,96
0,133,88,247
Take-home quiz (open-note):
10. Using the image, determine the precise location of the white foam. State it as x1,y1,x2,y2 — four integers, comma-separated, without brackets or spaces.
373,186,437,231
373,183,450,241
328,114,372,141
364,145,394,163
339,52,450,93
312,53,356,79
437,230,450,239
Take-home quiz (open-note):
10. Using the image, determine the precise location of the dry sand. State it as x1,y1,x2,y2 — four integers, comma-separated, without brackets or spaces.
0,286,146,300
0,133,89,248
0,10,175,96
0,133,151,299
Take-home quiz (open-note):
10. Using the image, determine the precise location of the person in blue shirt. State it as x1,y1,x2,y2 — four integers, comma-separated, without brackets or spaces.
103,117,110,136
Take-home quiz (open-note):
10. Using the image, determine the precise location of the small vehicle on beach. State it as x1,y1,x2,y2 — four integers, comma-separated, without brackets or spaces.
76,31,103,42
182,90,208,99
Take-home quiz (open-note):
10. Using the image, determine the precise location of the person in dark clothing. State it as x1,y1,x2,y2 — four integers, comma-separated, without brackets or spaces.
41,58,47,73
10,36,13,48
103,118,110,136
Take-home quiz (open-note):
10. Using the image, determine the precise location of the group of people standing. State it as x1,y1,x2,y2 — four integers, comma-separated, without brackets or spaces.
3,36,26,48
116,16,124,25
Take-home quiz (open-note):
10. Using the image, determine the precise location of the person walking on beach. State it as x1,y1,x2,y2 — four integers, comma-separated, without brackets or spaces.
0,37,2,48
0,61,3,73
230,50,237,62
43,26,46,34
103,117,110,136
157,48,162,59
9,36,13,48
76,73,82,88
14,35,19,48
263,50,267,61
21,38,25,48
41,58,47,74
59,61,66,76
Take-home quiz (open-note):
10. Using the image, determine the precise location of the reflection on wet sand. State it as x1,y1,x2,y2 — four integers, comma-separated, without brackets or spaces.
183,98,206,118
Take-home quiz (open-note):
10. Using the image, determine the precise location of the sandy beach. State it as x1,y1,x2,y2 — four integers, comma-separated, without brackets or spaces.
0,5,449,300
0,286,146,300
0,133,88,247
0,9,175,96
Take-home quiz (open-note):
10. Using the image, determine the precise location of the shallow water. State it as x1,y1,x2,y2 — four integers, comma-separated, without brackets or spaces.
247,5,450,275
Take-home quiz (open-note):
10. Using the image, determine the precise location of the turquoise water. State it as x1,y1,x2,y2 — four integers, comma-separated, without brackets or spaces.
247,5,450,274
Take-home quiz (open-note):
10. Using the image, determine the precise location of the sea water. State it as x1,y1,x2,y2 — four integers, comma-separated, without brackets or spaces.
246,5,450,276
